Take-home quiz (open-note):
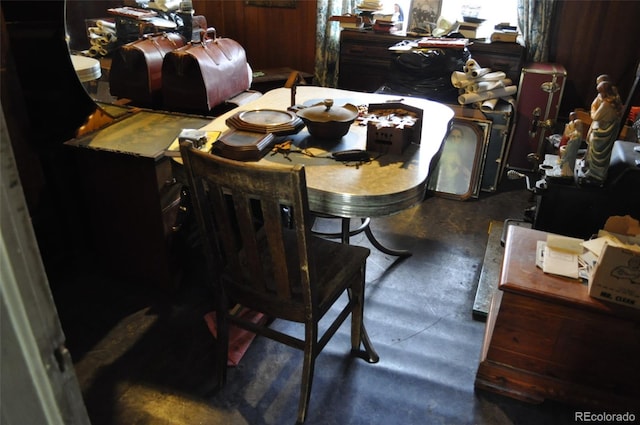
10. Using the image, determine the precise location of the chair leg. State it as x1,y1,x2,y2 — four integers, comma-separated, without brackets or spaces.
297,322,318,424
350,265,379,364
215,308,229,389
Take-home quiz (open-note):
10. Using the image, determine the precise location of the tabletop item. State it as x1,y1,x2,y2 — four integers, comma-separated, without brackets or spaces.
212,130,275,162
363,102,423,154
296,99,359,140
225,108,304,135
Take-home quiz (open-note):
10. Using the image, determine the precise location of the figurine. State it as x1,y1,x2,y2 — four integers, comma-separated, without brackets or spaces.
558,111,585,177
581,75,623,184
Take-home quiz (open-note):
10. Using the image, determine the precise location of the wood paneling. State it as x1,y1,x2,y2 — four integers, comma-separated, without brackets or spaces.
192,0,317,77
551,0,640,118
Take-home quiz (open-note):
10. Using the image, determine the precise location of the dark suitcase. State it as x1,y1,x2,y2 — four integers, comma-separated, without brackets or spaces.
505,63,566,171
110,32,186,107
480,102,513,191
162,29,252,113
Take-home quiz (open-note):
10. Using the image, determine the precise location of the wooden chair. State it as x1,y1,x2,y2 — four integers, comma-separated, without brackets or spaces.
179,141,379,424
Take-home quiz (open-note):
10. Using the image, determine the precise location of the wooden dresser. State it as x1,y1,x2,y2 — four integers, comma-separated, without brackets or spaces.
475,226,640,410
338,29,526,92
65,109,212,289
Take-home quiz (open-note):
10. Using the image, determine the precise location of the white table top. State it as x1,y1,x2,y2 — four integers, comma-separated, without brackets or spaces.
201,86,454,218
70,54,101,82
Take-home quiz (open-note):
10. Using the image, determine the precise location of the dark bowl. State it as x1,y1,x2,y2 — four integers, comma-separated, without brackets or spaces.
299,118,355,140
297,99,359,140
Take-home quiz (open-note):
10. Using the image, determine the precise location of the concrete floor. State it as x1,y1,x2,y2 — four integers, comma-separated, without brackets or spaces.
50,180,581,425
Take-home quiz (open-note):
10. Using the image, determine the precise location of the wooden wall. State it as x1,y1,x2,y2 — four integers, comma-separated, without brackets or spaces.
66,0,640,116
550,0,640,117
191,0,638,117
192,0,318,76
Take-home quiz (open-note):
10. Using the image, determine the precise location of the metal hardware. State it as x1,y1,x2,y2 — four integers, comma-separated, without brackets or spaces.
529,107,555,139
541,81,560,93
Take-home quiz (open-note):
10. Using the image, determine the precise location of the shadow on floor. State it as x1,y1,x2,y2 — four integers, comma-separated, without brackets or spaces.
50,184,589,425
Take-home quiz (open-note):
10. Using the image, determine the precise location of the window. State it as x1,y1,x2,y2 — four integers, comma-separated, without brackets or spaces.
440,0,519,38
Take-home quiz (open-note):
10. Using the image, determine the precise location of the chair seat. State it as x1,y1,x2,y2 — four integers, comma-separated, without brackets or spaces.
230,229,370,323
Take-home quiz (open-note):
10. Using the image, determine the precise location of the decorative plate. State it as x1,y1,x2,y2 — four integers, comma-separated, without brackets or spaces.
226,109,305,135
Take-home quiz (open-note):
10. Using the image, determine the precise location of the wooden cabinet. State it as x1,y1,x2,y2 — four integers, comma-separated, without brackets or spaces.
65,110,211,289
475,226,640,410
338,29,525,93
338,30,403,92
464,40,526,84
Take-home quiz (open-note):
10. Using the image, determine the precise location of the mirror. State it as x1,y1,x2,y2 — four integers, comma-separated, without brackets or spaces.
64,0,203,110
65,1,122,105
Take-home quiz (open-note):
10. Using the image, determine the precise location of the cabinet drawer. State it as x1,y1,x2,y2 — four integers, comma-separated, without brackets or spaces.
341,42,396,58
338,62,389,92
155,157,181,210
470,52,522,83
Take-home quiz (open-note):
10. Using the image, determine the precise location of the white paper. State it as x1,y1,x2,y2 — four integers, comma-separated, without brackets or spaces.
543,245,580,279
547,234,584,254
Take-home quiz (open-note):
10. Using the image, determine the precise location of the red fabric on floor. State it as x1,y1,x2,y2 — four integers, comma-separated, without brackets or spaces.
203,308,266,366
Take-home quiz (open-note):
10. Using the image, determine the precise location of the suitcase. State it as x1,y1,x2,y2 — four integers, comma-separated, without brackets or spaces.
162,29,252,113
480,102,513,191
110,32,186,107
505,63,566,171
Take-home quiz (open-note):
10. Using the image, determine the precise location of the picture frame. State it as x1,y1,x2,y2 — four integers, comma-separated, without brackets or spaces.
427,117,491,200
407,0,442,33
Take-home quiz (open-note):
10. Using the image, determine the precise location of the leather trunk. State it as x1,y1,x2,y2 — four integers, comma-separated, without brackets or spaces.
505,63,566,171
110,32,186,107
161,30,251,114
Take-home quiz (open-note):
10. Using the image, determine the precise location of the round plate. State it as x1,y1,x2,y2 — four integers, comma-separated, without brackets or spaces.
237,109,296,126
226,109,304,135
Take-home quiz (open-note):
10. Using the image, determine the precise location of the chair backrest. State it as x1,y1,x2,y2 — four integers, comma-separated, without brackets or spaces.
180,142,315,321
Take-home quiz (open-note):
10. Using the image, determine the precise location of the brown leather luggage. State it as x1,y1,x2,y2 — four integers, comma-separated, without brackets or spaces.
110,32,186,106
161,29,252,113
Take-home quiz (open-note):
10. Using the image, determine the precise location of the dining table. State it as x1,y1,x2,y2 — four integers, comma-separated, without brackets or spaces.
196,86,455,255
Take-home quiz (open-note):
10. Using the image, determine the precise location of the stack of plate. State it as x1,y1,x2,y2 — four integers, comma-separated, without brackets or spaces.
226,109,305,135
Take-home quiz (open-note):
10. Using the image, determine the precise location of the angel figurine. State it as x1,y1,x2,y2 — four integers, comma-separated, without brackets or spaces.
581,75,623,183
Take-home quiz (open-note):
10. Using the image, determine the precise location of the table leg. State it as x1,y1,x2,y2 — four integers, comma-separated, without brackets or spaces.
312,215,411,257
362,220,412,258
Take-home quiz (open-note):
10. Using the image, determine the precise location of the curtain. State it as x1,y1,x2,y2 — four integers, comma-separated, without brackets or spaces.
315,0,357,87
517,0,556,63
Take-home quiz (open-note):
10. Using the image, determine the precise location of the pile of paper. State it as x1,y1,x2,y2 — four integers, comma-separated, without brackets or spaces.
86,19,117,58
536,234,586,280
451,58,517,111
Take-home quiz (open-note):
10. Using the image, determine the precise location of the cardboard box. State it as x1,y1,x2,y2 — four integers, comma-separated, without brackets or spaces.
364,103,423,155
588,242,640,309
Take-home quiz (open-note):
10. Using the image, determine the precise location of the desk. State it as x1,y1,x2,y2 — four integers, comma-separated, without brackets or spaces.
475,226,640,410
65,110,213,288
201,86,453,218
200,86,453,254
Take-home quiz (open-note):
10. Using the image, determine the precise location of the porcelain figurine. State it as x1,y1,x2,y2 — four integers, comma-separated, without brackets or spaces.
581,75,623,183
